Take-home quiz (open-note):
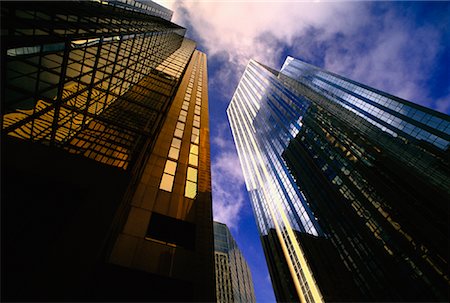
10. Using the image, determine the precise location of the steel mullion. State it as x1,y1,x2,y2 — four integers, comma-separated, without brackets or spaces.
49,38,71,145
80,36,103,127
100,34,123,114
29,44,45,141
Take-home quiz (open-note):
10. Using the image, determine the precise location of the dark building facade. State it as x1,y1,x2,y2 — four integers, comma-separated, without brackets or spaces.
227,58,449,302
2,1,214,301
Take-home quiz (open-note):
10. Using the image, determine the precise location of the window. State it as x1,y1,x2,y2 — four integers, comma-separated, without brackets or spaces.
187,167,197,181
185,166,198,199
176,122,185,130
174,128,183,138
191,134,199,144
146,212,196,250
171,137,181,149
190,144,198,155
185,180,197,199
168,147,180,160
160,174,174,192
168,136,181,160
189,153,198,166
189,143,199,167
191,127,200,144
159,159,177,192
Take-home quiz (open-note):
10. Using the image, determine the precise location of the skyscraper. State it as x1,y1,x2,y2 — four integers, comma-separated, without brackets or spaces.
214,222,256,303
227,57,449,302
2,1,214,301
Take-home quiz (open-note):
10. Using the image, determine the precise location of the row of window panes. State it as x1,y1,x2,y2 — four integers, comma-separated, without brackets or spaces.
159,67,197,192
185,61,202,198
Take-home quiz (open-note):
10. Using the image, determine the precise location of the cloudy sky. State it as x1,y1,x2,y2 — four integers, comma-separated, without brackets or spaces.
156,1,449,301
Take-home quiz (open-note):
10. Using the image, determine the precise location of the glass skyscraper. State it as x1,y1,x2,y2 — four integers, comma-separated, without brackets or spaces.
214,222,256,303
227,57,449,302
2,1,214,301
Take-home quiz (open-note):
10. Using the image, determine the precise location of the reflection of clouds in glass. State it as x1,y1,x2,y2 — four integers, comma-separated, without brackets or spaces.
285,62,449,150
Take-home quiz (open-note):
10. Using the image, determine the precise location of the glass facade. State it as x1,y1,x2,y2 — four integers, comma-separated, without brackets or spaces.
2,1,215,301
2,0,186,170
227,58,449,302
214,222,256,303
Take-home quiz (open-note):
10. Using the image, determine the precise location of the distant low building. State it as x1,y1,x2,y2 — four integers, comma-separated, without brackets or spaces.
214,222,256,303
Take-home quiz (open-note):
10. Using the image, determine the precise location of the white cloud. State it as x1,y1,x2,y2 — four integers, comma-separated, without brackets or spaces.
168,1,448,111
171,1,361,93
209,121,246,229
211,147,246,230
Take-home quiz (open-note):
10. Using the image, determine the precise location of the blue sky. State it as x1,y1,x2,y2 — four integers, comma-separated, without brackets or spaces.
156,1,449,302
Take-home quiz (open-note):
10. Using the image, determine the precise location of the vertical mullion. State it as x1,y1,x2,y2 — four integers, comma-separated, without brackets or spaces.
29,45,44,141
102,36,123,112
49,39,71,145
81,37,103,127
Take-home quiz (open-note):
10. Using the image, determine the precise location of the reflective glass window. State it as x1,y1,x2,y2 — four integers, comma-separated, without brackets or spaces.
164,160,177,175
160,174,174,192
171,138,181,149
185,180,196,199
190,144,199,155
189,153,198,166
168,146,180,160
187,167,197,182
176,122,185,130
174,128,183,138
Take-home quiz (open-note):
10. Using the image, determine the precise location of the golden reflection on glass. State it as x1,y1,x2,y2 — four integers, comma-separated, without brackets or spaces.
168,146,180,160
174,128,183,138
184,180,197,199
189,153,198,167
171,137,181,149
176,122,185,130
160,173,174,192
190,144,198,155
164,159,177,175
191,134,199,144
187,167,198,182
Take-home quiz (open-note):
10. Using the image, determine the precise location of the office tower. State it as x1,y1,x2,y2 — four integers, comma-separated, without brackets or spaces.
2,1,214,301
227,57,449,302
214,222,256,303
